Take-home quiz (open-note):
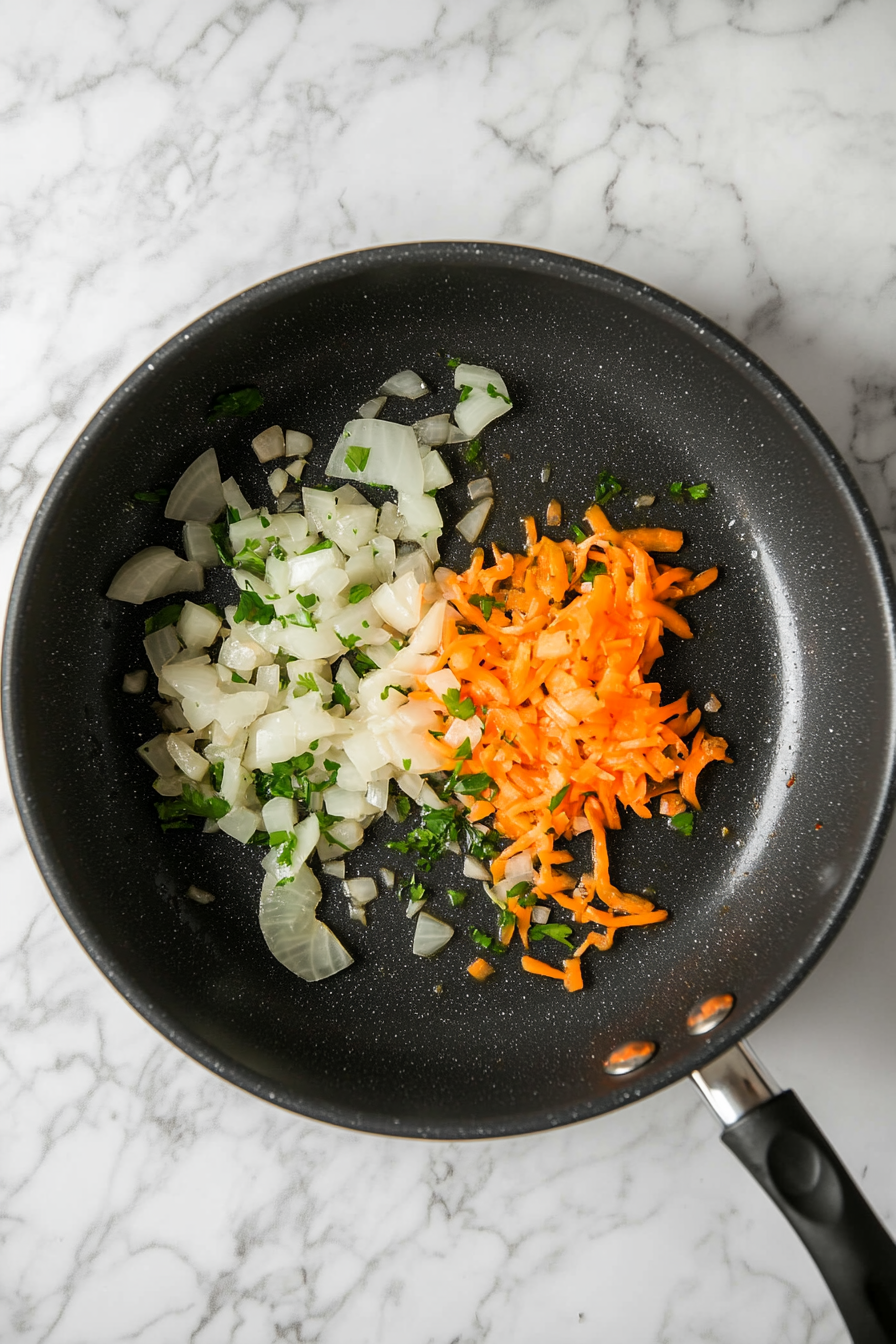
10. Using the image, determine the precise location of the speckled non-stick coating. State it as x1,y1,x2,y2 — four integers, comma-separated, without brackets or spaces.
5,243,896,1138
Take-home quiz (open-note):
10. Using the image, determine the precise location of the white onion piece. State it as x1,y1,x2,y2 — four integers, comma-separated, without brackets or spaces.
531,905,551,925
406,897,426,918
446,423,471,443
377,500,402,539
322,860,345,878
176,600,221,649
421,451,453,492
268,467,289,497
456,498,493,543
505,850,535,881
165,449,225,524
540,465,551,483
107,547,187,604
408,599,446,655
277,493,298,512
453,364,509,397
413,413,450,446
394,548,433,585
417,783,443,810
378,370,429,399
326,419,423,495
217,806,259,843
122,670,147,694
413,912,454,957
359,397,386,419
344,877,377,906
137,733,177,775
285,430,313,457
182,521,220,568
222,477,255,520
366,778,390,811
259,866,353,982
186,884,215,904
286,461,306,481
166,735,209,780
143,624,181,676
453,386,512,438
252,425,285,463
463,855,492,881
467,477,493,501
379,867,395,888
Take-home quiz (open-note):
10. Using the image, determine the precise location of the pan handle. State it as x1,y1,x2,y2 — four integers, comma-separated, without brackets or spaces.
692,1043,896,1344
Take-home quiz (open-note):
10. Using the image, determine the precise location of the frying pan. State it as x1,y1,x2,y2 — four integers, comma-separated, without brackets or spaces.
4,243,896,1340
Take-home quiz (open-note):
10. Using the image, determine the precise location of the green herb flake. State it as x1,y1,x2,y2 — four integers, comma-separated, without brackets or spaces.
507,881,532,900
442,687,476,720
233,537,266,579
207,387,264,422
337,632,361,649
464,438,482,464
528,922,573,949
687,482,711,500
144,604,183,635
582,560,608,582
302,538,333,555
548,783,570,811
381,684,410,701
352,650,378,675
469,593,502,621
260,516,271,529
671,810,694,836
226,506,241,524
458,385,473,403
330,683,352,712
294,672,318,693
570,524,587,543
402,758,412,771
470,927,506,955
133,488,169,504
455,771,496,800
486,382,511,404
233,588,277,626
209,522,234,567
448,889,468,907
155,782,231,831
454,738,473,760
394,792,411,822
345,444,371,474
594,471,623,506
231,671,247,683
446,356,461,369
349,584,372,604
669,481,684,496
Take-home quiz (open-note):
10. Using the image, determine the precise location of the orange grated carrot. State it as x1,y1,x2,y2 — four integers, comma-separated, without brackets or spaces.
521,955,565,980
467,958,495,981
562,958,584,992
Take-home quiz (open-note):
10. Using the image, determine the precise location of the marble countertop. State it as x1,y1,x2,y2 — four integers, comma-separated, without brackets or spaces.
3,2,896,1340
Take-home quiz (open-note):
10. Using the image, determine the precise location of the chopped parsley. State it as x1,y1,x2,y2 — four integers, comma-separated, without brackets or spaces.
442,687,476,720
207,387,264,422
381,684,410,700
594,471,623,506
499,907,516,935
392,789,411,822
454,737,473,760
464,438,482,463
233,588,276,625
133,487,169,504
570,524,587,543
458,384,473,403
352,650,378,675
296,593,317,609
270,541,287,561
687,482,711,500
337,632,361,649
302,538,333,554
233,537,265,579
548,783,570,810
448,889,468,907
454,772,497,800
469,593,502,620
144,604,183,635
507,881,533,901
528,922,573,949
348,584,372,604
486,382,511,404
671,810,694,836
330,682,352,712
446,356,461,369
669,481,684,496
226,506,241,524
582,560,607,582
155,783,230,831
294,672,318,693
345,444,370,474
208,761,224,791
209,522,234,567
470,927,506,955
402,758,412,771
231,671,247,683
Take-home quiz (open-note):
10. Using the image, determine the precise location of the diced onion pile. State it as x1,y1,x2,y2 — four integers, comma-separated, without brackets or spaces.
111,365,514,983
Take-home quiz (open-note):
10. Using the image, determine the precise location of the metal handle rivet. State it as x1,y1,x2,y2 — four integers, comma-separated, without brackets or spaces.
686,993,735,1036
603,1040,657,1076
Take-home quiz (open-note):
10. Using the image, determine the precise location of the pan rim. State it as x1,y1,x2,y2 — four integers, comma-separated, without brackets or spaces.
5,240,896,1139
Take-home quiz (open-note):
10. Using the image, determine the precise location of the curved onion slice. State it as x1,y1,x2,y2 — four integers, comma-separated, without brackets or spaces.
326,419,423,495
377,370,429,399
413,911,454,957
182,521,220,568
421,451,453,492
453,387,512,438
413,413,450,446
359,397,386,419
165,448,225,523
456,498,493,543
107,546,191,603
259,865,353,982
467,477,493,501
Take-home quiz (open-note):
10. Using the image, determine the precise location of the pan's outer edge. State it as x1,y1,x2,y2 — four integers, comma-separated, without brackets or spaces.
4,241,896,1139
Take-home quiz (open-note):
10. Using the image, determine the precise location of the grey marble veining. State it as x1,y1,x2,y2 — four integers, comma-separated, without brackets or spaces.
2,2,896,1340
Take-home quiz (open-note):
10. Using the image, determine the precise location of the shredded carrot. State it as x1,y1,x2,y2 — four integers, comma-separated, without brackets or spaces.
467,958,495,981
521,955,565,980
562,958,583,993
432,509,730,989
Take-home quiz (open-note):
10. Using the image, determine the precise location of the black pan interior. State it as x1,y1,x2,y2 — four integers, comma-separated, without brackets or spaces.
5,244,895,1138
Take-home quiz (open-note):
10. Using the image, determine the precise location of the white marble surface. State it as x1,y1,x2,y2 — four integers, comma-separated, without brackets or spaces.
2,1,896,1340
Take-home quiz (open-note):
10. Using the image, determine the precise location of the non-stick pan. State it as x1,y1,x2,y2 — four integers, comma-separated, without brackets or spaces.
4,244,896,1340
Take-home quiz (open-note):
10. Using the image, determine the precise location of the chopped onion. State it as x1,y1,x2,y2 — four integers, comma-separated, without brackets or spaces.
107,546,190,604
531,905,551,925
285,430,313,457
635,494,656,508
122,670,147,694
277,492,298,512
445,423,471,443
406,897,427,918
186,884,215,904
165,448,225,524
463,855,491,881
366,778,390,812
252,425,285,463
137,733,177,775
259,866,353,982
541,465,551,483
344,877,377,906
359,397,386,419
177,600,221,649
417,783,443,810
327,419,423,495
704,692,722,713
379,867,395,888
413,912,454,957
467,477,493,501
286,461,306,480
217,806,259,843
183,521,220,568
378,370,429,399
453,387,512,438
222,477,254,520
143,624,181,676
413,413,450,446
420,451,453,492
505,850,535,881
378,500,402,539
322,860,345,878
166,734,209,780
268,467,290,497
453,364,509,398
456,498,492,543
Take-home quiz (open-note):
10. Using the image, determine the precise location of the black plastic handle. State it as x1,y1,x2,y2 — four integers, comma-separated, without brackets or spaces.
722,1090,896,1343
